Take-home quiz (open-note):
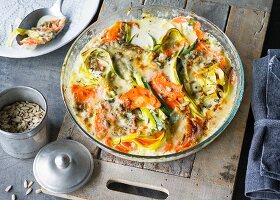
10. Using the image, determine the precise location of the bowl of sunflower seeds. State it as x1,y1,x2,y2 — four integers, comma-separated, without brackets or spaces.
0,86,49,159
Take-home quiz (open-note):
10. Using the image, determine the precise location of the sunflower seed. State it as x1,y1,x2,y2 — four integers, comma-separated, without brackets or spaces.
36,105,39,112
11,194,16,200
26,187,32,195
24,180,28,188
27,181,34,188
21,106,29,110
12,117,21,123
5,185,12,192
35,188,42,194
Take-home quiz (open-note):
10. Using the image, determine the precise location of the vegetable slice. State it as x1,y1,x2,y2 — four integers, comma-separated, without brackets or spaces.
179,39,198,58
150,73,184,109
101,21,123,43
155,28,189,56
112,131,165,151
143,79,174,118
124,22,138,45
81,48,123,81
134,131,165,150
141,108,157,130
71,84,96,103
119,86,161,110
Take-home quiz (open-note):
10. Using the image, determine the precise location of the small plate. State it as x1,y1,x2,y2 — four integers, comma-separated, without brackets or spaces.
0,0,101,58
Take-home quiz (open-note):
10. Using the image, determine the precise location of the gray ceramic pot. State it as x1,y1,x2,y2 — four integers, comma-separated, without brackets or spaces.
0,86,49,159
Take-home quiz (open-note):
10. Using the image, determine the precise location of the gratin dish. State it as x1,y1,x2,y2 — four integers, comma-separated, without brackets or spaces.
61,5,244,162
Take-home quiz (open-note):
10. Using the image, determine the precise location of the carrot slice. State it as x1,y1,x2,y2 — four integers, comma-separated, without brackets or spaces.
71,84,96,103
50,18,65,32
105,136,113,147
175,117,197,152
163,142,173,153
20,37,39,45
193,21,205,39
136,132,163,146
172,16,190,23
150,73,185,109
136,137,159,146
101,21,123,43
164,98,182,110
216,55,228,71
175,138,196,152
196,41,212,54
120,86,161,110
163,48,175,57
94,109,108,139
115,142,132,153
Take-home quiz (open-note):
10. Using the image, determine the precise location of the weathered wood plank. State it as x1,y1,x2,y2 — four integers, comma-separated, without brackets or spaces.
99,147,195,178
191,6,270,188
186,0,230,31
57,112,75,139
144,0,187,8
44,159,231,200
200,0,273,12
143,154,195,177
226,7,270,63
100,150,145,168
98,0,144,19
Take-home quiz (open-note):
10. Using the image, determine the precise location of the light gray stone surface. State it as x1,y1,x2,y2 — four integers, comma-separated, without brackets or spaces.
0,44,70,138
0,43,72,200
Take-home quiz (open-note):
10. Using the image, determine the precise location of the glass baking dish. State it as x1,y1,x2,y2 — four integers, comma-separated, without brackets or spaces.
61,5,244,162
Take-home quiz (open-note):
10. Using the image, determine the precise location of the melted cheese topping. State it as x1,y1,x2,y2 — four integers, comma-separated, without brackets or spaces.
68,15,237,156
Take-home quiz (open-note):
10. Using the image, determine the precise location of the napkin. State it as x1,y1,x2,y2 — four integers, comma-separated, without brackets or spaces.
245,50,280,199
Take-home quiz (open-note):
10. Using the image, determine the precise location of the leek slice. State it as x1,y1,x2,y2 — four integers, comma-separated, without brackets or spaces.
81,48,123,80
179,39,198,58
16,28,40,38
142,80,173,118
112,132,165,150
124,23,137,45
141,108,157,131
155,28,186,53
133,132,165,150
112,133,139,145
133,71,158,131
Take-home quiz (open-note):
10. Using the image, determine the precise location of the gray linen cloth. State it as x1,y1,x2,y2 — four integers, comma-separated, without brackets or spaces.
245,49,280,199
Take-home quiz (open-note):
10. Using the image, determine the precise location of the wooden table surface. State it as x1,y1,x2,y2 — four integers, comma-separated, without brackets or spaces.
50,0,273,199
0,0,275,199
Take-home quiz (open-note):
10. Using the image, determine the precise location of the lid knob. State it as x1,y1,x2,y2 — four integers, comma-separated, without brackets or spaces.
55,154,71,169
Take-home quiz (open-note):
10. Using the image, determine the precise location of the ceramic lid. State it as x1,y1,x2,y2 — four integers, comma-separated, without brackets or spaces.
33,139,94,193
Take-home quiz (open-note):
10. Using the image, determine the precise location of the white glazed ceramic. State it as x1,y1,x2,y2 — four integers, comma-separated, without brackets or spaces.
0,0,100,58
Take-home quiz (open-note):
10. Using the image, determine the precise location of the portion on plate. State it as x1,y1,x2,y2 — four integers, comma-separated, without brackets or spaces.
68,15,237,156
15,16,66,49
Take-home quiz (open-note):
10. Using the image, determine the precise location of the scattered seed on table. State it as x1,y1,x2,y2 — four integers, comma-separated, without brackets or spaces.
24,180,28,188
11,194,16,200
27,181,34,188
26,187,32,195
35,188,42,194
5,185,12,192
